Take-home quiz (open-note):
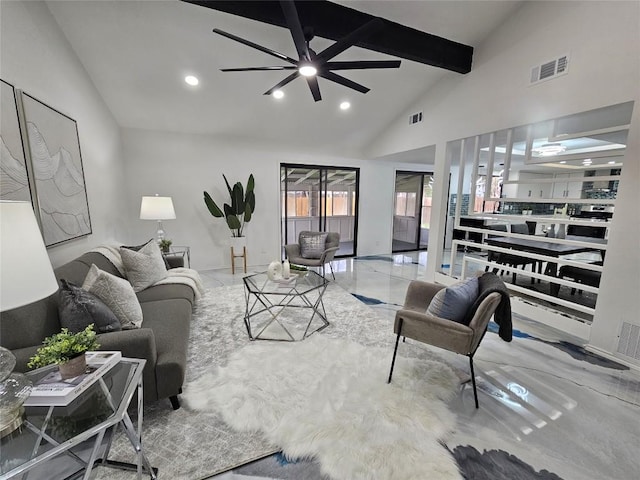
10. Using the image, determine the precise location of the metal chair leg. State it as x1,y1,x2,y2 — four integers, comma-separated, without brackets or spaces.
388,319,403,384
469,355,479,409
329,261,335,280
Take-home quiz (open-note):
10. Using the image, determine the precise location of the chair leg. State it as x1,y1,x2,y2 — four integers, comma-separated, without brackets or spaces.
329,261,335,280
469,355,479,409
388,320,403,384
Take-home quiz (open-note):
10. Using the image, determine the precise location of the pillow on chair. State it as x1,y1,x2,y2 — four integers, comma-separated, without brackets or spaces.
426,276,479,324
300,232,328,259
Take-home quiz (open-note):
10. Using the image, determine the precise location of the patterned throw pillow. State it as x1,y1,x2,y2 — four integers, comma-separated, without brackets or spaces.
120,240,168,292
426,276,479,325
82,264,143,329
58,279,122,334
300,232,328,259
122,239,170,269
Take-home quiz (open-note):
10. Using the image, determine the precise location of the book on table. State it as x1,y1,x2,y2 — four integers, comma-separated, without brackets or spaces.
25,351,122,407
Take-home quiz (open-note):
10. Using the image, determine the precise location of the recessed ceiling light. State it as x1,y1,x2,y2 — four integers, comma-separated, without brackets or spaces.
299,64,317,77
608,161,616,164
272,90,284,99
559,161,567,164
339,101,351,110
185,75,199,86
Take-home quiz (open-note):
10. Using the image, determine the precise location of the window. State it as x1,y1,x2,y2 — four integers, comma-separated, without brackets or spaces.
395,192,417,217
282,191,309,217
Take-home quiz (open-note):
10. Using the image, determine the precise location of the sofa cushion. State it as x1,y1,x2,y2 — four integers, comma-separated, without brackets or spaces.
123,238,171,269
426,276,479,324
120,240,168,292
300,232,328,259
82,264,143,329
58,280,122,334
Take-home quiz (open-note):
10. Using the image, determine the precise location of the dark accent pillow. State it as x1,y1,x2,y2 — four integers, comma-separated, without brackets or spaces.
58,279,122,334
426,276,479,324
122,239,170,269
300,232,328,259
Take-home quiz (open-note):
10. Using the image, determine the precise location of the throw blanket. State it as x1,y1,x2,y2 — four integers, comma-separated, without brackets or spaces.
463,272,512,342
89,245,205,300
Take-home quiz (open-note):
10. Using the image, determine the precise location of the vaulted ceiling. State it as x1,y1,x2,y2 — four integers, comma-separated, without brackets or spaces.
46,0,523,156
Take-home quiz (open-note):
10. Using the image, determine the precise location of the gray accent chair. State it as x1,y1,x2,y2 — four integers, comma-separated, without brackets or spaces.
387,280,502,408
284,231,340,279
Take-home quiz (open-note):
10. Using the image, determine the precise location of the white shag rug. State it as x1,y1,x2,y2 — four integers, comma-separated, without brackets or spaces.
184,334,462,480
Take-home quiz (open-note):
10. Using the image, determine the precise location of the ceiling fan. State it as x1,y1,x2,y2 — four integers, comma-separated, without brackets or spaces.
212,0,401,102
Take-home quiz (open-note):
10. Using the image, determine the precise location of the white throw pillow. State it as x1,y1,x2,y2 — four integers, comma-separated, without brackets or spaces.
120,240,168,292
82,264,143,329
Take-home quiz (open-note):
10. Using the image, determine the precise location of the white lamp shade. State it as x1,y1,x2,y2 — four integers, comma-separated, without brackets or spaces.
0,201,58,311
140,196,176,220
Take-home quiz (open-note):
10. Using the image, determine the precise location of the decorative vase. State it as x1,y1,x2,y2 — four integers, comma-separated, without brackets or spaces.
547,224,556,238
283,260,291,279
58,354,87,379
557,224,566,239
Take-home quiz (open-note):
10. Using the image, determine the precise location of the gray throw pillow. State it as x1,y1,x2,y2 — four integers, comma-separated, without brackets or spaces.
120,240,168,292
123,239,170,269
82,264,143,329
426,276,479,324
58,280,122,334
300,232,328,259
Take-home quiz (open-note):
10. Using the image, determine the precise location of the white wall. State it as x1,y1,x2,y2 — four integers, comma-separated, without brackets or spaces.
121,128,430,270
0,1,128,267
368,1,640,364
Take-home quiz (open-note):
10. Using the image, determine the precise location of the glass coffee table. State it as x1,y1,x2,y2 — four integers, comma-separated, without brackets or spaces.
243,270,329,341
0,358,156,480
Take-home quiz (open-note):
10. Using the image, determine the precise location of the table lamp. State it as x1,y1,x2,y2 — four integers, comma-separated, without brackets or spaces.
0,201,59,437
140,195,176,242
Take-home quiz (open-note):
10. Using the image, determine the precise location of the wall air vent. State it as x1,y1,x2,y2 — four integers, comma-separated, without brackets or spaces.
409,112,423,125
617,321,640,360
530,54,569,85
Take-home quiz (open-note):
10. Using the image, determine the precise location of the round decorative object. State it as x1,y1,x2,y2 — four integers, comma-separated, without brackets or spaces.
0,372,32,438
58,354,87,380
267,260,283,280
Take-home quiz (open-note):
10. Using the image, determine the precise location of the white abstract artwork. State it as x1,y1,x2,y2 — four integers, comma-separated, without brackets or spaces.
0,79,32,202
21,93,92,246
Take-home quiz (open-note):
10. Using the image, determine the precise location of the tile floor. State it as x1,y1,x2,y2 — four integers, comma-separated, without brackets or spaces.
199,252,640,480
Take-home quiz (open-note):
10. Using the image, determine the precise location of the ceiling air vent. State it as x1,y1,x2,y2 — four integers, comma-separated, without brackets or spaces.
409,112,423,125
530,54,569,85
617,321,640,360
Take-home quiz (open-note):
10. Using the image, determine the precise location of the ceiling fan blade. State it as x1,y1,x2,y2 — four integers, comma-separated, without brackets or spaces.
306,76,322,102
213,28,298,65
280,0,311,62
263,72,300,96
317,18,384,62
221,66,298,72
325,60,401,70
320,71,370,94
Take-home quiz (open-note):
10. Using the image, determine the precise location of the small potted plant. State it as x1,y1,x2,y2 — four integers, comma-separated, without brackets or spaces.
28,324,100,379
159,238,173,253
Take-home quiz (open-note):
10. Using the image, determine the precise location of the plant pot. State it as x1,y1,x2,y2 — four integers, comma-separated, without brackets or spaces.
229,236,247,252
58,354,87,379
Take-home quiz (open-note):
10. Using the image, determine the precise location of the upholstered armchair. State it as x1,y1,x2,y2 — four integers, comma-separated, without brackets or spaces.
388,274,509,408
284,231,340,279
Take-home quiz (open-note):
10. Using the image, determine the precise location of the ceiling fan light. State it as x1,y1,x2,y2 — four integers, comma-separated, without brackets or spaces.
272,90,285,99
340,101,351,110
184,75,199,86
299,64,317,77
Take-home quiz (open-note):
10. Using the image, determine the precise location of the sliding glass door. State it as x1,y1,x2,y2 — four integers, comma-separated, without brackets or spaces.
392,171,433,252
281,164,359,257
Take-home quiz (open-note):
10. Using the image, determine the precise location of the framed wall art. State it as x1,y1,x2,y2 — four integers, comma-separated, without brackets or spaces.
1,79,33,203
20,92,92,246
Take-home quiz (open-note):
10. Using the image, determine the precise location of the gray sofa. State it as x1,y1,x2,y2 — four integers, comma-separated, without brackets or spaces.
0,251,194,409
